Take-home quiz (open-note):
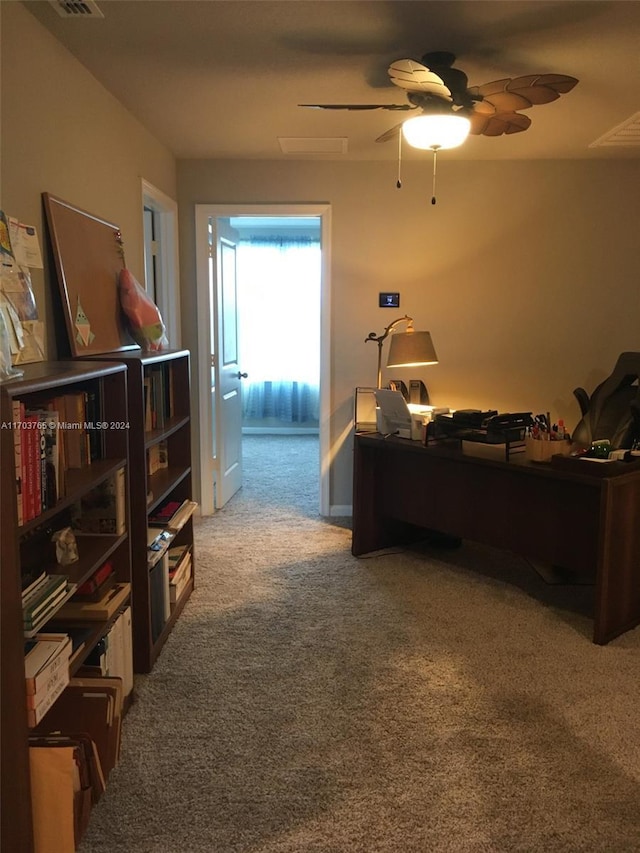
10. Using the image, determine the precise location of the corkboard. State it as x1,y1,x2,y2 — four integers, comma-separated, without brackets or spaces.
43,193,137,356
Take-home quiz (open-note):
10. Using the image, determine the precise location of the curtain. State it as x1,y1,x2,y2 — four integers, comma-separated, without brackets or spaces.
237,236,321,423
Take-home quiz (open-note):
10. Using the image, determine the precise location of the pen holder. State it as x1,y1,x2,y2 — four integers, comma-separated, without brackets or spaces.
525,436,572,463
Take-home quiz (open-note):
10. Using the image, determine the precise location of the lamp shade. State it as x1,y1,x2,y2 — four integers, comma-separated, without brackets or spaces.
386,330,438,368
402,113,470,150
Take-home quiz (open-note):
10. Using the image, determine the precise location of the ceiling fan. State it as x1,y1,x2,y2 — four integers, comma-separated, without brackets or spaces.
300,51,579,144
300,51,577,202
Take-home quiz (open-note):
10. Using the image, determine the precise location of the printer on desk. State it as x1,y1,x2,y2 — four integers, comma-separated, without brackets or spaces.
374,388,448,440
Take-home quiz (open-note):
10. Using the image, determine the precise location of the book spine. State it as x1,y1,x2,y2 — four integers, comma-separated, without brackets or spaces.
24,416,40,522
12,400,23,526
37,420,47,513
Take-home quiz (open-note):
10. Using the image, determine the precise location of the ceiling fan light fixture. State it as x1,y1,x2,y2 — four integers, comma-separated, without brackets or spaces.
402,113,470,150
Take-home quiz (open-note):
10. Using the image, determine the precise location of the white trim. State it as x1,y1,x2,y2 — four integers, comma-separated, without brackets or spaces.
141,179,181,348
194,203,331,517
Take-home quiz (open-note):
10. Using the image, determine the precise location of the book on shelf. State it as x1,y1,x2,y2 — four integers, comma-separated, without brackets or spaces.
21,413,41,523
73,560,115,603
146,440,168,477
53,582,131,622
71,467,126,535
25,408,61,511
23,574,70,630
150,367,166,430
61,391,89,470
148,498,197,532
148,499,183,527
24,590,76,637
84,387,102,462
22,568,48,601
144,366,170,433
167,545,190,580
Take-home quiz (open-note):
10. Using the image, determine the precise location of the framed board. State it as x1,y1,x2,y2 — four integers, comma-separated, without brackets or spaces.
43,193,138,357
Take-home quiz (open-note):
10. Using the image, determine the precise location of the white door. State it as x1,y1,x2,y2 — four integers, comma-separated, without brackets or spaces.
196,203,332,517
196,216,244,513
215,226,244,507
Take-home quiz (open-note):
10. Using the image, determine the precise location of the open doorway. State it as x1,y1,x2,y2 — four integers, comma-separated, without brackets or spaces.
194,204,331,518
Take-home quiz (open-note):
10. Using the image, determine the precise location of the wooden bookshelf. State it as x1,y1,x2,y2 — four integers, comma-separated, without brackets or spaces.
93,348,195,673
0,360,132,853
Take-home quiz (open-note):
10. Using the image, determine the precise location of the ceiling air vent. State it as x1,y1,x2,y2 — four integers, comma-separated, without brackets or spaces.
589,112,640,148
48,0,104,17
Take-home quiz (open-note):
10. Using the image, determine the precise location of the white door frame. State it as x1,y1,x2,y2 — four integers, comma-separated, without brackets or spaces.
195,203,331,517
141,179,181,348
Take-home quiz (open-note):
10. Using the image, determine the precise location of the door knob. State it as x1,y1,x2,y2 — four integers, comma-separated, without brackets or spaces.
236,371,248,379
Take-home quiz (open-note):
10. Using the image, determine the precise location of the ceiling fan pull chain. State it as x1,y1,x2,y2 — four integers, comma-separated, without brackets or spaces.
431,147,438,205
396,130,402,189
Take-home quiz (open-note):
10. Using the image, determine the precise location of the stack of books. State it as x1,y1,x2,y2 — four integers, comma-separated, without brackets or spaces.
24,632,72,727
22,573,72,637
167,546,193,606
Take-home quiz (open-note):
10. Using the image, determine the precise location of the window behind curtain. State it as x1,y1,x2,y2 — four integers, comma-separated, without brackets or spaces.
237,236,321,425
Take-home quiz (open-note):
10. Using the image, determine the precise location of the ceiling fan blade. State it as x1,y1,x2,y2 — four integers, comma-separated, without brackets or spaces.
468,79,532,113
506,73,579,103
388,59,452,100
299,103,414,111
469,111,531,137
469,73,579,113
375,122,404,143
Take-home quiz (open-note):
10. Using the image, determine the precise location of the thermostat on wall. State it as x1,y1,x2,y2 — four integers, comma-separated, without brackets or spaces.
379,292,400,308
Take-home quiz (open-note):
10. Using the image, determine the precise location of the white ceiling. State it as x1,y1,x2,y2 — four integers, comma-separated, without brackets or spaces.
25,0,640,162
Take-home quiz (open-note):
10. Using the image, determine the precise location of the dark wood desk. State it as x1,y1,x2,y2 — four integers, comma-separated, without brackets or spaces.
352,433,640,644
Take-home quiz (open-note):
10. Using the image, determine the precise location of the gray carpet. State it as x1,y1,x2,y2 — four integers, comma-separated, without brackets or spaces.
79,435,640,853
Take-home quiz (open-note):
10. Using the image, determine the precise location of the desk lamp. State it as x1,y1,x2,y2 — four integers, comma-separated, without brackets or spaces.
365,314,438,389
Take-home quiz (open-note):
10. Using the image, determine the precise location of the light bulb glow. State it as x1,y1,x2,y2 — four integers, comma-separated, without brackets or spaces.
402,114,471,150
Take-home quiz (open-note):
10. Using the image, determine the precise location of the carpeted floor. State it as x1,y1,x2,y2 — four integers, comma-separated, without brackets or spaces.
78,435,640,853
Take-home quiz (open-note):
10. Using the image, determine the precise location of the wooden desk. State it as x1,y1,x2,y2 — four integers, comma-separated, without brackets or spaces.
352,433,640,644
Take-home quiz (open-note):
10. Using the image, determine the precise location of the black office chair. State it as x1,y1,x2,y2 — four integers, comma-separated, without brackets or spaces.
572,352,640,449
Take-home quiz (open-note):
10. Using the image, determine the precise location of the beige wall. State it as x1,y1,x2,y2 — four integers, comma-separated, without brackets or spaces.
0,2,177,358
178,157,640,509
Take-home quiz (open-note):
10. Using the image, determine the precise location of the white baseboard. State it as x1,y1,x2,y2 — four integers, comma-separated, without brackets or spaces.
329,504,352,517
242,427,319,435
